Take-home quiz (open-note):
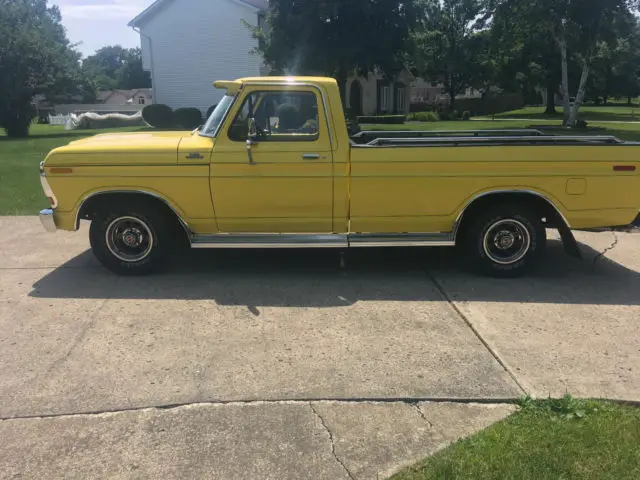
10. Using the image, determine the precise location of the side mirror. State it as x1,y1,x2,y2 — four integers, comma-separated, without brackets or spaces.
247,117,258,141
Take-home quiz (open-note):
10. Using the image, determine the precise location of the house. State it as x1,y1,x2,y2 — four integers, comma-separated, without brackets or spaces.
97,89,154,106
128,0,268,113
345,70,414,116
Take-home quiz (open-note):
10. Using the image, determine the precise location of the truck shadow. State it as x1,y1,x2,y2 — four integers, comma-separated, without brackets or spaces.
29,239,640,306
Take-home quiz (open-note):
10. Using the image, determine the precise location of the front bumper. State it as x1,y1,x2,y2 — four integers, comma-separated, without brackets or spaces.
40,208,57,233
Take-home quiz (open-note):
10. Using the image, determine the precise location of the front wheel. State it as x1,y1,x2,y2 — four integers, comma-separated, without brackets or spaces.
90,206,169,275
461,205,546,277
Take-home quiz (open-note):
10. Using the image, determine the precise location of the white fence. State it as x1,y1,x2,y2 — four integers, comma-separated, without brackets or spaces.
49,114,72,126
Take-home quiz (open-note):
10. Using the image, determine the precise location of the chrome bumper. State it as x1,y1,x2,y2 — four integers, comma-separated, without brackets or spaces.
40,209,57,233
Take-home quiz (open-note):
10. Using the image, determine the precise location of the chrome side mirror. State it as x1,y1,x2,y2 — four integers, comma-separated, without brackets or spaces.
246,118,258,165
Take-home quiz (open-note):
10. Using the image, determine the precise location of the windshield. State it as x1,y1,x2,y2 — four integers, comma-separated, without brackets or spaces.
199,94,235,137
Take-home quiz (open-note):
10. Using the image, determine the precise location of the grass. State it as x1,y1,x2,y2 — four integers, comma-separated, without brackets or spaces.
484,104,640,122
391,396,640,480
0,124,145,215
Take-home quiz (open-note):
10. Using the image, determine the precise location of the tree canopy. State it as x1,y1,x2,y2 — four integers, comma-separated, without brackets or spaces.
0,0,86,137
82,46,151,91
250,0,420,101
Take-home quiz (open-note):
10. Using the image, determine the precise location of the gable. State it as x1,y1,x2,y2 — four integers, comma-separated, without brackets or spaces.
129,0,267,27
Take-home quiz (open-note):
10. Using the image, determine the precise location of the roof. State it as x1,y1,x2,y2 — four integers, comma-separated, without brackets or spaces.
213,76,337,93
97,89,153,102
129,0,268,27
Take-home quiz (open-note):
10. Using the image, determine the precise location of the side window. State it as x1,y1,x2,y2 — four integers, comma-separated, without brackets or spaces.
228,90,320,142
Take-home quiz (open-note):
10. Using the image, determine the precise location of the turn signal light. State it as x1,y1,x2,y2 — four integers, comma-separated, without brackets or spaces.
613,165,636,171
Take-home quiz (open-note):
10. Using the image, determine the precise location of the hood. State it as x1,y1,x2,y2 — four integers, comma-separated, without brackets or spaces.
45,131,193,166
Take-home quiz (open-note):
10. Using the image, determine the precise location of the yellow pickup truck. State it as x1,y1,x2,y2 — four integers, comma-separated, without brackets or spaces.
39,76,640,276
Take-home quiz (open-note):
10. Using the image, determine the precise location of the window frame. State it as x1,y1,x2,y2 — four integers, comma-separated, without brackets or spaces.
227,89,321,143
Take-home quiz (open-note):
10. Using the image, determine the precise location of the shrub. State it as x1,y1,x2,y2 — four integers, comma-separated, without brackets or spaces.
439,111,452,121
462,110,471,120
410,102,436,113
206,104,217,118
142,104,174,128
174,107,203,130
412,111,439,122
356,115,406,124
452,109,459,120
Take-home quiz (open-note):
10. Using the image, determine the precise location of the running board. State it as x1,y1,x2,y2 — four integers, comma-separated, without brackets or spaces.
190,233,454,249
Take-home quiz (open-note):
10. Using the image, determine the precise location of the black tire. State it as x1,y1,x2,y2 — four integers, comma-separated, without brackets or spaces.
460,205,546,277
89,204,170,276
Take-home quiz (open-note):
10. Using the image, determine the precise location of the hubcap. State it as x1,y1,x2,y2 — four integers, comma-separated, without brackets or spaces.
482,219,531,265
106,216,154,263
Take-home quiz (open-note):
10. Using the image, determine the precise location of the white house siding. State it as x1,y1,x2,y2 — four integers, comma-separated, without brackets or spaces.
137,0,263,113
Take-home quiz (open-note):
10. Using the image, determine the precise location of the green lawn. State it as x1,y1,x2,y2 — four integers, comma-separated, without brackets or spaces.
391,396,640,480
0,124,144,215
483,105,640,122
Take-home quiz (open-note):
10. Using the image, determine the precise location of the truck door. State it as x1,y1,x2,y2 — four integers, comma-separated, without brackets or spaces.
210,86,334,233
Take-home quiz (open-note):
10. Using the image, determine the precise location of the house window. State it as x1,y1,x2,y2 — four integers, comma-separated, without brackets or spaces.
138,96,146,105
380,86,391,112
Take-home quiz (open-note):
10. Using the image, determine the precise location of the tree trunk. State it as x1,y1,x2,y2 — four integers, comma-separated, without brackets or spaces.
628,96,633,106
558,36,571,126
603,95,608,105
568,61,590,126
2,113,31,138
544,82,557,115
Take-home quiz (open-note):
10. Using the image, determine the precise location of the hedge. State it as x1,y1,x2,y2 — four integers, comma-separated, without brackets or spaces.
174,107,203,130
410,92,525,117
142,104,174,128
356,115,406,124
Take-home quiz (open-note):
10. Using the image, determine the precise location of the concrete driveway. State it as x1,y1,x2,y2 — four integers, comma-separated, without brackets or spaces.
0,217,638,479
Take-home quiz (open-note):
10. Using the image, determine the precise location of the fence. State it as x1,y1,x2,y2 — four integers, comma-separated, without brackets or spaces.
49,114,72,126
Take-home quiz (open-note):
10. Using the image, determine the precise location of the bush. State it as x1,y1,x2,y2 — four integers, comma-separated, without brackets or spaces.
439,111,452,121
142,104,174,128
356,115,406,124
412,111,439,122
206,104,217,118
174,107,203,130
410,102,435,113
462,110,471,120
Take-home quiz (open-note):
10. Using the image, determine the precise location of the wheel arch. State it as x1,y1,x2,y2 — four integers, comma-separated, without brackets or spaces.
453,189,570,240
76,189,192,239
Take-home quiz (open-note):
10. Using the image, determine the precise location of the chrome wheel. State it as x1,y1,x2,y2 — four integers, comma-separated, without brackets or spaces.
105,216,154,263
482,219,531,265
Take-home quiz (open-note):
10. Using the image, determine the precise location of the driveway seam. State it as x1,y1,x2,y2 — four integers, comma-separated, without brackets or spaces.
309,402,355,480
0,398,519,422
426,272,529,396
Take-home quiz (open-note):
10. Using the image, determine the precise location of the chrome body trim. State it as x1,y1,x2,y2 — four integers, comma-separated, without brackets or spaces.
453,189,572,236
352,129,545,139
190,233,456,249
348,233,455,247
39,209,57,233
75,190,192,236
192,234,348,249
362,135,623,147
229,81,336,148
39,161,58,208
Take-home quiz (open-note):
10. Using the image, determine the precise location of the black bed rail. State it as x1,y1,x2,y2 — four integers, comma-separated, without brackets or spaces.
352,129,546,140
360,135,625,147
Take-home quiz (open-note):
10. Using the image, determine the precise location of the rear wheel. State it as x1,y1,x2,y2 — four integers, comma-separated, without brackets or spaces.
90,205,170,275
461,205,546,277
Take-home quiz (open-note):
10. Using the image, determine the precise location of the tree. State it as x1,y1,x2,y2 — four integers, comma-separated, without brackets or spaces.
0,0,86,137
491,0,639,125
249,0,420,104
83,46,151,91
411,0,490,110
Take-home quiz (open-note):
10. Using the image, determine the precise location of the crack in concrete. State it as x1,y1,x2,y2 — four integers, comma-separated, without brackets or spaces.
426,272,529,396
309,403,355,480
41,297,110,378
0,398,520,422
592,232,619,273
413,403,433,428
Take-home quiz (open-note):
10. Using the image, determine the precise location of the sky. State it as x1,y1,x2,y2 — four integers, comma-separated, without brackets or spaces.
51,0,155,57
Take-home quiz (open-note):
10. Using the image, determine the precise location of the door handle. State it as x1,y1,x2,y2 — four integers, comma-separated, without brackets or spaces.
302,153,320,160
